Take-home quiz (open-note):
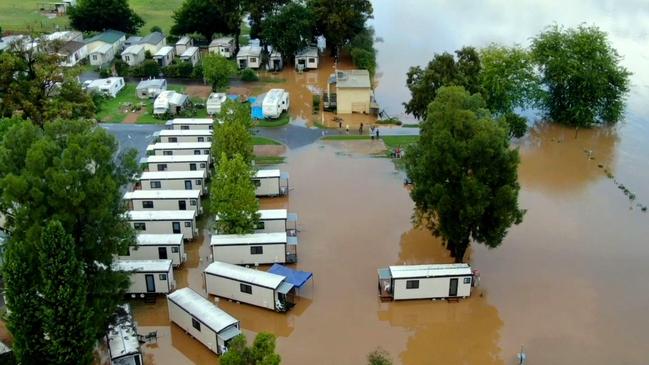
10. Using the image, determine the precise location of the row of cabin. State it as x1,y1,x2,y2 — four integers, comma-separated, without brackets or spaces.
233,45,319,72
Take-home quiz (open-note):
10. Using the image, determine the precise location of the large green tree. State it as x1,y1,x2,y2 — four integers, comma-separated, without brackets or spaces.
262,2,314,62
171,0,242,48
212,100,253,164
405,86,524,262
346,27,377,76
404,47,482,120
220,333,281,365
244,0,289,40
202,54,237,91
210,153,260,235
308,0,373,55
531,25,631,127
69,0,144,34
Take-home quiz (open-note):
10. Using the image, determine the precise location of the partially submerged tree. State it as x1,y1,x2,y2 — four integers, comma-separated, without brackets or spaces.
171,0,242,49
308,0,373,55
405,86,524,262
212,100,253,164
69,0,144,34
244,0,289,40
368,348,393,365
220,332,281,365
262,2,314,62
346,27,377,76
531,25,631,127
202,53,237,91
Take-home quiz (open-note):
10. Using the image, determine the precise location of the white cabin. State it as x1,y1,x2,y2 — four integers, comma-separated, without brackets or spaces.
120,234,186,267
121,44,145,66
106,304,142,365
210,232,297,265
295,47,319,71
137,170,208,195
123,189,202,214
215,209,297,235
89,43,115,67
267,49,282,71
140,154,210,173
167,288,241,355
253,169,289,197
113,259,175,295
262,89,289,119
146,142,212,156
204,261,295,312
136,79,167,99
209,37,234,58
165,118,214,130
175,36,193,55
153,46,175,67
83,77,125,98
180,46,200,66
126,210,198,240
236,45,262,69
155,129,213,143
206,93,227,116
154,90,190,116
377,264,474,301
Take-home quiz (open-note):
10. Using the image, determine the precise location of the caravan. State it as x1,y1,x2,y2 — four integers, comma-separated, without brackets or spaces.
210,232,298,265
113,259,175,295
253,169,290,197
377,263,475,301
261,89,289,119
126,210,198,240
83,77,125,97
137,170,208,195
206,93,227,115
120,234,186,267
146,142,212,156
123,189,202,214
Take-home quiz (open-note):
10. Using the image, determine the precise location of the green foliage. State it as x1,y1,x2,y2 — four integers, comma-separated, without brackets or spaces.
210,153,260,234
150,25,162,33
114,59,129,76
202,54,237,91
368,348,392,365
213,100,253,163
500,112,528,139
68,0,144,34
220,333,281,365
240,68,259,82
191,64,204,79
347,27,377,76
405,86,524,262
162,61,194,78
171,0,242,41
144,50,153,59
261,2,314,61
531,25,631,127
404,47,482,120
130,59,161,78
244,0,289,40
99,67,112,78
479,44,539,115
308,0,373,53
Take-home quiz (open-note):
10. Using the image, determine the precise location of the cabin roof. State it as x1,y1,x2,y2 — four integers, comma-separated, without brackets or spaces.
126,209,196,221
181,46,199,57
139,170,206,180
85,30,125,45
166,118,214,125
140,32,164,45
335,69,371,89
91,43,113,54
154,46,174,57
388,264,472,279
167,288,239,333
137,78,166,89
122,44,144,55
146,142,212,151
295,46,318,58
209,37,233,47
157,129,212,137
106,304,140,359
205,261,286,289
210,232,287,246
58,40,85,55
143,154,210,163
176,36,191,45
113,259,172,272
123,189,200,200
237,45,261,58
137,234,184,246
255,169,281,178
84,77,123,89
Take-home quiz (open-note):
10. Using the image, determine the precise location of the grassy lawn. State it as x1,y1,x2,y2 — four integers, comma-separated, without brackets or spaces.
402,124,420,128
96,84,141,122
321,135,371,141
130,0,184,34
251,136,282,145
254,155,285,165
382,135,419,148
256,113,289,128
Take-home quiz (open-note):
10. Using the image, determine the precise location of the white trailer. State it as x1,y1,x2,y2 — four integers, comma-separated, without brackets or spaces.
120,234,186,267
126,210,198,240
210,232,297,265
140,155,210,174
215,209,297,235
204,261,295,312
113,259,175,295
253,169,289,197
206,92,227,115
106,304,143,365
137,170,208,195
377,264,474,301
146,142,212,156
165,118,214,130
123,189,202,214
167,287,241,355
261,89,289,119
83,77,125,97
155,129,213,143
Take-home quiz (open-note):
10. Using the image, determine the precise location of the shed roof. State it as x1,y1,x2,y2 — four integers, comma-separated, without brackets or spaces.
143,154,209,164
141,32,164,45
91,43,113,55
296,46,318,58
126,209,196,221
255,169,280,178
85,30,125,45
139,170,207,180
335,69,371,89
157,129,212,137
122,44,144,55
167,288,239,333
146,142,211,151
137,234,184,246
176,36,191,45
58,40,84,55
113,259,172,272
237,45,261,58
154,46,174,57
209,37,233,47
137,78,166,89
388,264,472,279
205,261,285,289
123,189,200,200
125,36,142,44
181,46,199,58
211,232,287,246
106,304,140,360
167,118,214,126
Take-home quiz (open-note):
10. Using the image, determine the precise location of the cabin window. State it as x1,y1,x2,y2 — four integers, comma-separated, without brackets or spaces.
406,280,419,289
250,246,263,255
157,164,168,171
464,277,471,284
190,199,197,206
308,58,315,63
134,223,146,231
195,179,202,185
252,179,261,187
250,57,257,63
207,137,212,142
171,247,179,253
142,201,154,209
92,55,97,60
192,318,201,331
204,150,210,155
209,126,213,130
240,283,252,294
163,151,173,156
197,137,204,142
159,274,167,281
194,150,201,155
200,163,206,168
184,222,191,227
150,181,162,189
169,137,178,142
255,222,265,230
181,126,189,130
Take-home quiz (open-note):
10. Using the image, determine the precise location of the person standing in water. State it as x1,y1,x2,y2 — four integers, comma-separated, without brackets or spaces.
359,123,364,134
375,128,380,139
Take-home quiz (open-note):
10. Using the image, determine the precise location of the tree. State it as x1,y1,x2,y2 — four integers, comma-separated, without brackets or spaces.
347,27,377,76
220,333,281,365
171,0,242,46
500,112,528,139
479,44,539,116
308,0,373,55
210,153,260,235
404,86,524,262
262,2,314,62
202,53,237,91
68,0,144,34
244,0,289,40
531,25,631,127
212,100,253,163
368,348,392,365
0,120,136,347
404,47,482,120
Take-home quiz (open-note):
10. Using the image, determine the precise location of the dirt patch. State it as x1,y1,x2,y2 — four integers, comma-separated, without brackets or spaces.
253,145,286,156
122,109,144,124
184,85,212,99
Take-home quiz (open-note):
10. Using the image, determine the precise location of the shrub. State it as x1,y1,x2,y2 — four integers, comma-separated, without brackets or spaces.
191,64,203,80
240,68,259,82
114,59,128,76
376,117,402,125
98,67,111,78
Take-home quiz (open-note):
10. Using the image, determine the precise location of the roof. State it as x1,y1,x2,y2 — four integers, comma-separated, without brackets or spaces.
157,129,212,137
139,170,207,180
125,36,142,44
295,46,318,58
44,30,80,42
154,46,174,57
181,46,199,57
268,264,313,288
269,49,281,58
126,209,197,221
123,189,200,200
215,209,287,222
167,118,214,126
335,69,371,89
237,45,261,58
58,40,84,55
137,234,184,246
154,90,188,109
113,259,172,272
84,77,123,89
209,37,233,47
167,288,239,333
137,78,166,89
207,92,227,104
141,32,164,45
176,36,191,45
205,261,285,289
142,154,209,164
122,44,144,55
85,30,125,45
388,264,472,279
262,89,287,106
146,142,212,151
211,232,287,246
106,304,140,360
255,169,280,178
91,43,113,55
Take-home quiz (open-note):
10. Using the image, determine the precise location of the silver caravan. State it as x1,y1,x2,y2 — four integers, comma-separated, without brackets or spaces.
204,261,295,312
155,129,213,143
140,155,210,174
377,264,474,301
113,259,175,295
261,89,289,119
210,232,297,265
215,209,297,235
120,234,186,267
126,210,198,240
253,169,289,197
106,304,143,365
123,189,202,214
167,288,241,355
137,170,208,195
146,142,212,156
165,118,214,130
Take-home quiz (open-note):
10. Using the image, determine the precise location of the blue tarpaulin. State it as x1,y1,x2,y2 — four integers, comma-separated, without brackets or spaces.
268,264,313,288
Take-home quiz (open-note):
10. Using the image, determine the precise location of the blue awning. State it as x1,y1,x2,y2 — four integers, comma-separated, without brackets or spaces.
268,264,313,289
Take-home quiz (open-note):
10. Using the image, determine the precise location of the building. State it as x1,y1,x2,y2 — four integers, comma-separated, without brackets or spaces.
120,234,186,267
124,36,142,48
136,79,167,99
295,46,319,70
377,264,474,301
136,170,208,195
106,304,143,365
58,40,88,67
209,37,234,58
89,44,115,67
206,92,227,116
126,210,198,240
253,169,290,197
84,29,126,54
236,45,262,69
325,69,374,114
215,209,297,235
123,189,202,213
146,142,212,156
140,154,210,173
210,232,298,265
113,259,175,295
153,46,175,67
121,44,145,66
180,46,200,66
267,49,282,71
43,30,83,43
153,90,190,116
175,36,193,55
154,129,213,143
165,118,214,130
139,32,166,54
83,77,125,98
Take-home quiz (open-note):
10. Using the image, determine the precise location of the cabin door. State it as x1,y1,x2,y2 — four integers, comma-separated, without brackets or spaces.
145,274,156,293
172,222,181,234
158,247,168,259
178,200,187,210
184,180,192,190
449,278,458,297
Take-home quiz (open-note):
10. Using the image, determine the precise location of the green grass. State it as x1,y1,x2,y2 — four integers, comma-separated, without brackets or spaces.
382,135,419,148
259,76,287,83
256,113,289,128
254,155,285,165
251,136,282,145
130,0,184,34
402,124,420,128
321,135,371,141
96,84,141,122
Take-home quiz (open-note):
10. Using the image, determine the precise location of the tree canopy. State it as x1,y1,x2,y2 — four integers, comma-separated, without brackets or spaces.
202,53,237,91
308,0,373,54
244,0,289,40
404,86,524,262
69,0,144,34
262,2,315,62
221,333,281,365
171,0,242,45
531,25,631,127
212,100,253,164
346,27,377,76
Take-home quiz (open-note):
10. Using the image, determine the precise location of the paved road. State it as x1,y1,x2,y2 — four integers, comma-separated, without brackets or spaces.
101,123,164,159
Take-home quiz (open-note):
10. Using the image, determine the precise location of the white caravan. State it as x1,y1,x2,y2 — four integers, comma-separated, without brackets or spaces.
106,304,143,365
123,189,202,214
206,93,227,115
253,169,289,197
210,232,298,265
120,234,186,267
155,129,213,143
377,264,475,301
261,89,289,119
165,118,214,130
83,77,125,97
113,259,175,295
215,209,297,235
126,210,198,240
140,155,210,173
146,142,212,156
137,170,208,195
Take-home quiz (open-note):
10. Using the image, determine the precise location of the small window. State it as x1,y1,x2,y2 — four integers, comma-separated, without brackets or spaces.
194,150,201,155
142,201,154,209
184,222,191,227
171,247,179,253
200,163,206,168
207,137,212,142
250,246,263,255
163,150,173,156
250,57,257,63
252,179,261,187
197,137,204,142
92,55,97,60
209,126,213,130
204,150,210,155
150,181,162,189
134,223,146,231
308,57,315,63
463,277,472,285
190,199,197,206
195,179,202,186
168,137,178,143
406,280,419,289
255,222,265,230
181,126,189,130
240,283,252,294
159,273,167,281
157,164,168,171
192,318,201,331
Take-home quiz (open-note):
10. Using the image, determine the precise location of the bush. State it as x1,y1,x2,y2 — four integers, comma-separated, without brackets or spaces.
162,62,193,78
98,67,111,78
114,59,128,76
240,68,259,82
130,60,161,78
150,25,162,33
376,117,402,125
144,50,153,59
191,64,203,80
312,94,320,112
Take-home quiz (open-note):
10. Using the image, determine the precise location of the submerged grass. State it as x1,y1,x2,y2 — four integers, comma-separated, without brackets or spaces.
251,136,282,145
254,155,285,165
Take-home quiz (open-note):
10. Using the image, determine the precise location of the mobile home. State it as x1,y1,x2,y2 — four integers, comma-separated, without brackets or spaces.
210,232,297,265
154,90,190,116
120,234,186,267
295,46,319,71
140,154,210,173
126,210,198,240
175,36,193,55
267,49,282,71
146,142,212,156
106,304,143,365
167,288,241,355
215,209,297,235
204,261,295,312
154,129,213,143
113,259,175,295
136,79,167,99
209,37,234,58
153,46,175,67
261,89,289,119
236,45,262,69
206,93,227,115
121,44,145,66
123,189,202,214
253,169,289,197
83,77,125,98
377,264,474,301
137,170,208,195
180,46,200,66
88,43,116,67
165,118,214,130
